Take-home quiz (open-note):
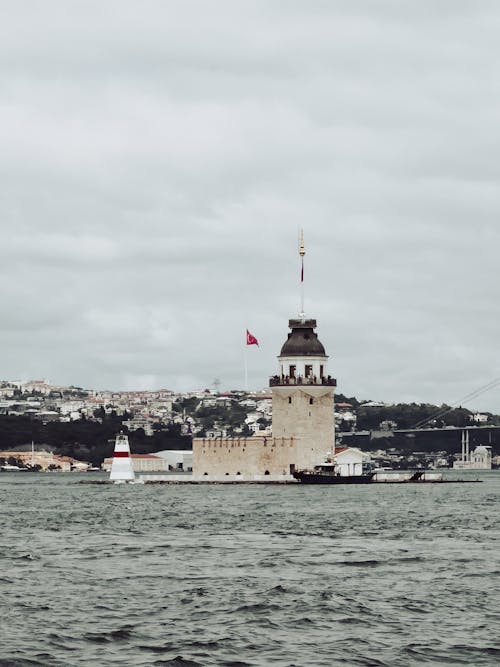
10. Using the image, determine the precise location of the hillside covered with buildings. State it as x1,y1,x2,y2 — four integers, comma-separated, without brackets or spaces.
0,379,499,470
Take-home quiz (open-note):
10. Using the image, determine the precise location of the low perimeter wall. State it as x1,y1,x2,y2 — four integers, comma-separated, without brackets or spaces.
192,436,302,477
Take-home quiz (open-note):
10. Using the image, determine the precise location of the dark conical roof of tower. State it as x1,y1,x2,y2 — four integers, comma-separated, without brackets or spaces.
279,318,326,357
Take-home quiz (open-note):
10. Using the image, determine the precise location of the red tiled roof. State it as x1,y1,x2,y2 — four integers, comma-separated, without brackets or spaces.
130,454,161,459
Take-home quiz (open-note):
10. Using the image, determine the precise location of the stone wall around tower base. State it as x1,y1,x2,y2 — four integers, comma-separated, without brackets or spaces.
192,436,301,478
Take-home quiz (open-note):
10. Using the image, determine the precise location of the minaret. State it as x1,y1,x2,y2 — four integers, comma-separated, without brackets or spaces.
270,234,336,471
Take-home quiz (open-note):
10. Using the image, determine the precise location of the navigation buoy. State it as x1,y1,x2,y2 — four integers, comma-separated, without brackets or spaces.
109,433,135,483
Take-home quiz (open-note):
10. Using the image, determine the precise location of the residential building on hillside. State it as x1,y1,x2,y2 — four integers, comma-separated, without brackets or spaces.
0,450,87,471
122,417,154,436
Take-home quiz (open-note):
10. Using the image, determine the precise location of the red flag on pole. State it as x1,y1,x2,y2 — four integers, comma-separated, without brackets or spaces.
246,329,259,346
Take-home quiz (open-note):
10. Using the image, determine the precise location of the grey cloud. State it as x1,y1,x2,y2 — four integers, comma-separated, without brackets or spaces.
1,1,500,410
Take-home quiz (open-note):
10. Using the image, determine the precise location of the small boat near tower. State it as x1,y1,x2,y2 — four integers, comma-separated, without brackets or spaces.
293,460,375,484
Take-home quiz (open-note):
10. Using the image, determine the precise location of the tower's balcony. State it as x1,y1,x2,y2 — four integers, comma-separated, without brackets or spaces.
269,375,337,387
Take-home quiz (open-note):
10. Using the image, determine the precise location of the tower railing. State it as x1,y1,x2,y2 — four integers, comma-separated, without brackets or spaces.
269,375,337,387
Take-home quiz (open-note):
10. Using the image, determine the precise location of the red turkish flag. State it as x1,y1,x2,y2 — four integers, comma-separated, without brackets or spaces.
246,329,259,346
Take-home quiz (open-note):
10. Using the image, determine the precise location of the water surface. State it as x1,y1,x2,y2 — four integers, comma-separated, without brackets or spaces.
1,472,500,666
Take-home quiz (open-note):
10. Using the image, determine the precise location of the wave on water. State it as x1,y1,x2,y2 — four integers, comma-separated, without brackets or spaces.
1,474,500,666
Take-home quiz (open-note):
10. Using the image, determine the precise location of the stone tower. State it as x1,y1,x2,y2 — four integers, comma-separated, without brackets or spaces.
270,318,336,471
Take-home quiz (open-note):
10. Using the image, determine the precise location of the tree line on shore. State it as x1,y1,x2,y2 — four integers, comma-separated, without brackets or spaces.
0,413,191,466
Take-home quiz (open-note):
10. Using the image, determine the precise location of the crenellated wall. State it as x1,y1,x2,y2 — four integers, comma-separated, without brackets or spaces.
192,436,299,477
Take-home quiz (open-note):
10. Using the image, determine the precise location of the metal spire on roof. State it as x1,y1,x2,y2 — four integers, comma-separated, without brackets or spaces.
299,229,305,319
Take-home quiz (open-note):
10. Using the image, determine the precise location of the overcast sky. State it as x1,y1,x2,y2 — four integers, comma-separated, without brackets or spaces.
2,1,500,410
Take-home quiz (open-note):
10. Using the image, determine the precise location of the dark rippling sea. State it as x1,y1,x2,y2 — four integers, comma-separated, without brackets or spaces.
2,472,500,667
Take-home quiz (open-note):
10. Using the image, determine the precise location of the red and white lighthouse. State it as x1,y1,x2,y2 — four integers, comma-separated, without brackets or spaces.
109,433,135,482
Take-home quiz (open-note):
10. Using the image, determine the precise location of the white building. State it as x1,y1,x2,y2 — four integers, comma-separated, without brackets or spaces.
58,400,85,415
470,445,492,469
333,446,365,476
102,453,168,472
255,397,273,416
454,445,492,470
470,413,489,424
122,417,154,436
152,450,193,471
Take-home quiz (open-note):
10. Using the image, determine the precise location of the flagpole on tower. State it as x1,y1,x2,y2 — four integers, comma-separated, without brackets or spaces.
244,329,259,392
299,229,305,319
244,337,248,391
